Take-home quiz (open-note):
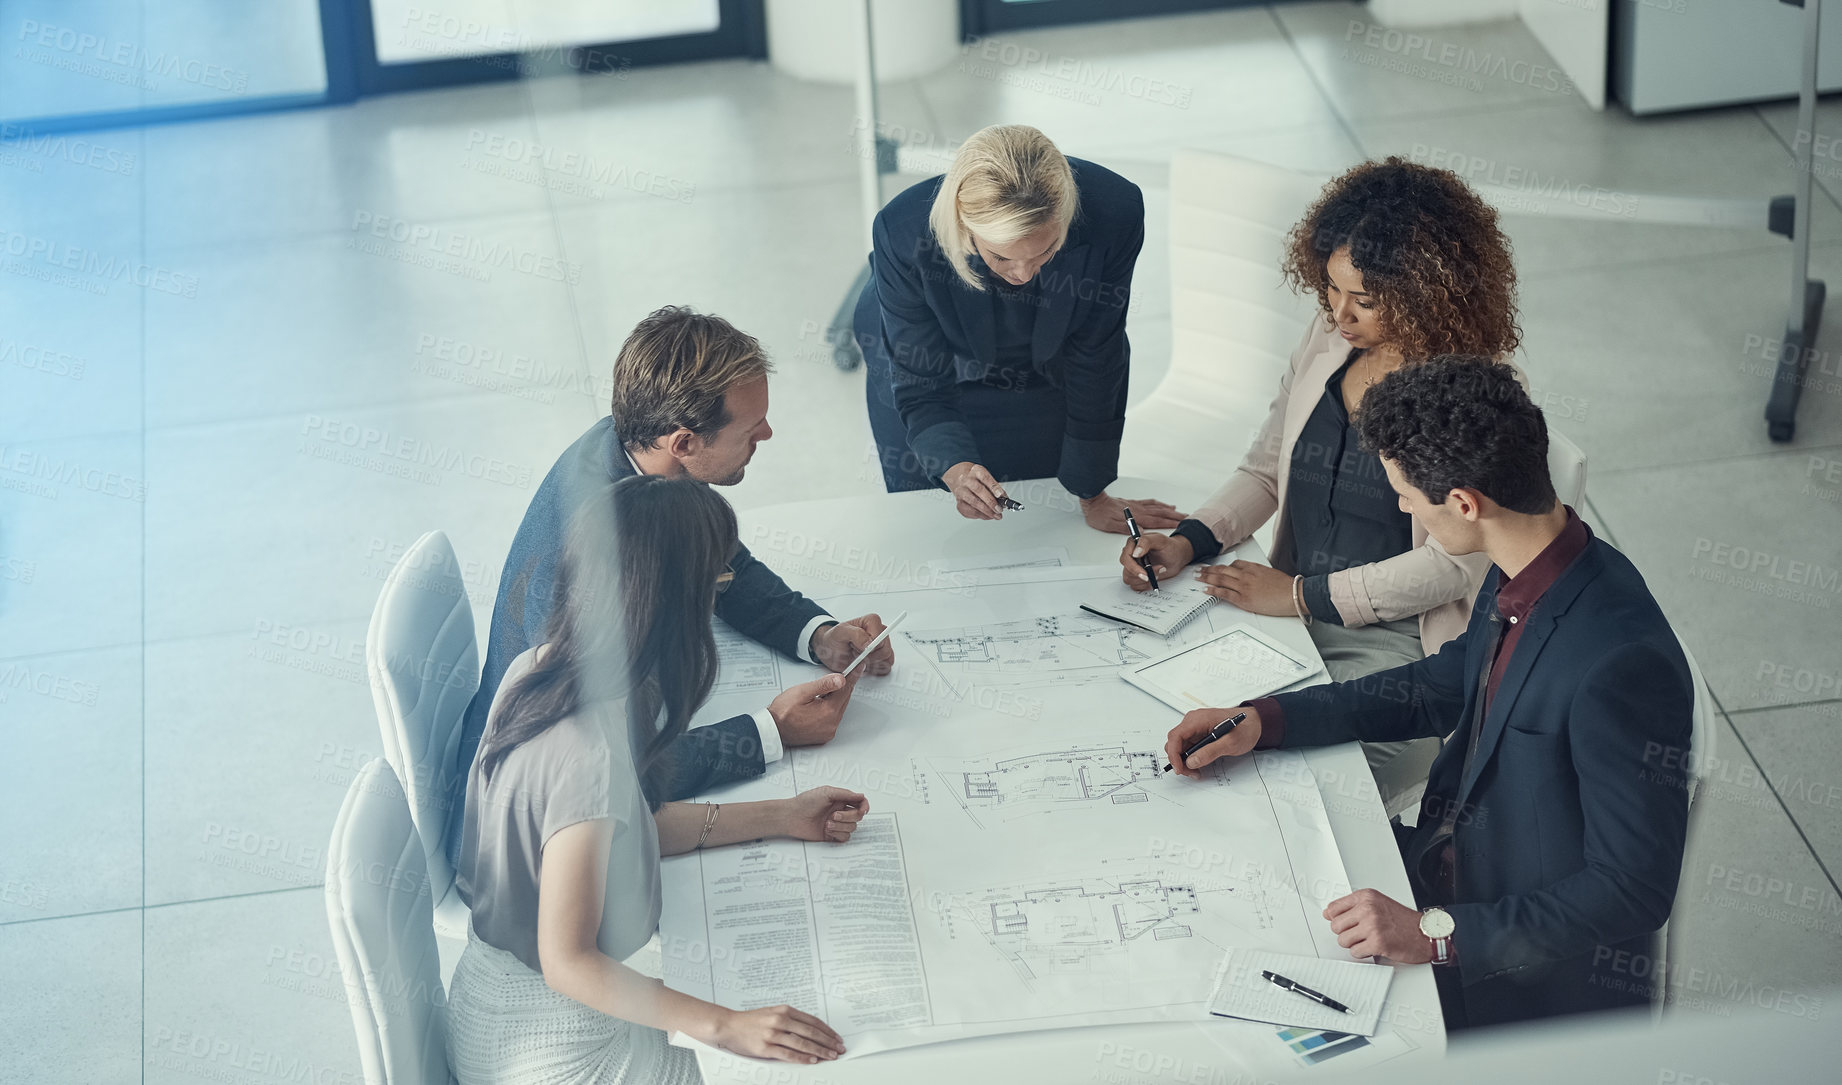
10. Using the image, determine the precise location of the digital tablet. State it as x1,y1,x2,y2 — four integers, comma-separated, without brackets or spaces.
1121,624,1323,712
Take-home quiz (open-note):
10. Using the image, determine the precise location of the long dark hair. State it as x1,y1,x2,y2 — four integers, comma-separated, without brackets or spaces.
478,474,737,799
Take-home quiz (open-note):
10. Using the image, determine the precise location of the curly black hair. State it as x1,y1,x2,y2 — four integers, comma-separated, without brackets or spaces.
1355,356,1556,515
1283,157,1520,362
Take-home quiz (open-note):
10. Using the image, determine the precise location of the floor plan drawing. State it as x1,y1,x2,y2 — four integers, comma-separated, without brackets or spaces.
663,568,1360,1056
946,871,1206,990
937,857,1290,1002
924,743,1168,828
982,875,1199,983
902,611,1158,690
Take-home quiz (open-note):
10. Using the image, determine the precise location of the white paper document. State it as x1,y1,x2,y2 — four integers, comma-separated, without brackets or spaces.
925,546,1069,574
661,815,934,1034
660,564,1353,1058
709,622,780,695
1207,949,1394,1035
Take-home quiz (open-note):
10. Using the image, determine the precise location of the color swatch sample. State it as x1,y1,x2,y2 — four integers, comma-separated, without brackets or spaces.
1276,1027,1372,1066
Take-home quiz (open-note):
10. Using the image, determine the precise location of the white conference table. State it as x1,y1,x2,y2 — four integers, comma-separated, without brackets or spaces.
681,477,1445,1083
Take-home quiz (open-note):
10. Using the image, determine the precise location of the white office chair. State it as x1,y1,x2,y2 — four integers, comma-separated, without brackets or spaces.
1675,635,1718,812
1536,428,1709,1015
1548,428,1587,510
1653,635,1718,1020
1121,149,1324,499
366,529,478,943
326,758,454,1085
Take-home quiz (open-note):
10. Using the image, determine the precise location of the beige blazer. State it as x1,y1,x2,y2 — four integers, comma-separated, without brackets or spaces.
1192,318,1522,655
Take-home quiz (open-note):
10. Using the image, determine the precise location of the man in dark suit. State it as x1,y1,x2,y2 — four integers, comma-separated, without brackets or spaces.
1165,358,1693,1030
447,306,894,862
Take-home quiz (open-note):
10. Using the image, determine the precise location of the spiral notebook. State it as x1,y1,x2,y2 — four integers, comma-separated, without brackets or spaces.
1079,577,1216,637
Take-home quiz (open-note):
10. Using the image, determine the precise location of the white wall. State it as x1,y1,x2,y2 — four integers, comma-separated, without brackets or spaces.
1368,0,1517,27
765,0,958,84
1520,0,1607,109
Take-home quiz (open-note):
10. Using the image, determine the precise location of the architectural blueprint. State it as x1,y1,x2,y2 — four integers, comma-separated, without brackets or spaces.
660,564,1356,1058
923,546,1069,574
923,853,1301,1019
902,610,1159,690
936,743,1161,825
918,739,1218,828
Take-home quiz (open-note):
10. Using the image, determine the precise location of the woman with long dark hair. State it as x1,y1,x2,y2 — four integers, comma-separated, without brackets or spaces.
448,474,865,1082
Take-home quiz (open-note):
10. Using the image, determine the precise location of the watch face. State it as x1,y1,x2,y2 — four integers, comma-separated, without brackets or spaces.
1420,908,1455,939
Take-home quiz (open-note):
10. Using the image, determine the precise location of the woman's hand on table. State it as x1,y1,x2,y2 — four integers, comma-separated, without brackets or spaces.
1080,492,1185,534
942,462,1008,520
781,787,869,843
1163,706,1262,779
707,1005,847,1064
1195,560,1296,617
1119,531,1195,592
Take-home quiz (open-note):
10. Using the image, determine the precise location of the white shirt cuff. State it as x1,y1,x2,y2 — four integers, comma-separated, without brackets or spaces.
750,708,784,764
795,614,837,666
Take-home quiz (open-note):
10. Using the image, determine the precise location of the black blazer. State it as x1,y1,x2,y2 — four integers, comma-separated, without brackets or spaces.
447,418,828,857
854,157,1144,499
1270,530,1692,1029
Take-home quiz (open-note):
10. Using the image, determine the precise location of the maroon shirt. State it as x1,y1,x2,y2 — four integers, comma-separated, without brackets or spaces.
1246,509,1588,752
1483,509,1588,707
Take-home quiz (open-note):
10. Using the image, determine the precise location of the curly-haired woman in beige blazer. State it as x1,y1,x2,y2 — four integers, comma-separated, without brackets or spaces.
1121,157,1524,812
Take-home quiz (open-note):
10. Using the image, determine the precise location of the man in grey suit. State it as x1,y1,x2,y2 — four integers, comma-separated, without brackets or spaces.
447,306,893,862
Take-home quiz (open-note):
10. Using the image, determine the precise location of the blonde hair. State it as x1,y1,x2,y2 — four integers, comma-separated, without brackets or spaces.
928,124,1077,291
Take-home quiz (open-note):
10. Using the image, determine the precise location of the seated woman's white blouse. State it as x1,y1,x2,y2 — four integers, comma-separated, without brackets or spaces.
454,645,660,974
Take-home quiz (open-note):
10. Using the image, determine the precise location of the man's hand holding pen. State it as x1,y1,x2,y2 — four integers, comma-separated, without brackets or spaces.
1163,706,1263,778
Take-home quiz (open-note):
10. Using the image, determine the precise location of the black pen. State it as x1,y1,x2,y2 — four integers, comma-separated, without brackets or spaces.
1261,970,1350,1014
1124,507,1159,592
1163,712,1245,773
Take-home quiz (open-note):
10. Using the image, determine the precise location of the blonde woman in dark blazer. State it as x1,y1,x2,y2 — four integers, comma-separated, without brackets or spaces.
1122,158,1525,811
856,123,1182,533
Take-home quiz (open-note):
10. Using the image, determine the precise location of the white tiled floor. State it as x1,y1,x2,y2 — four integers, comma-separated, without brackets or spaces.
3,2,1840,1078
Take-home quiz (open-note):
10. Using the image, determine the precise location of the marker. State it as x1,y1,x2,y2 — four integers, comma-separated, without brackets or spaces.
1124,507,1159,592
996,495,1025,511
1164,712,1246,773
839,611,908,677
1261,970,1350,1014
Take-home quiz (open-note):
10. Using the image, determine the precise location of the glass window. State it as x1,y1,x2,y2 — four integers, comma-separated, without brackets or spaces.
370,0,721,64
0,0,327,126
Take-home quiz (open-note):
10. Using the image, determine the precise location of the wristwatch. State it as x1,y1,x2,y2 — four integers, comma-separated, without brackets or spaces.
1419,907,1455,966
